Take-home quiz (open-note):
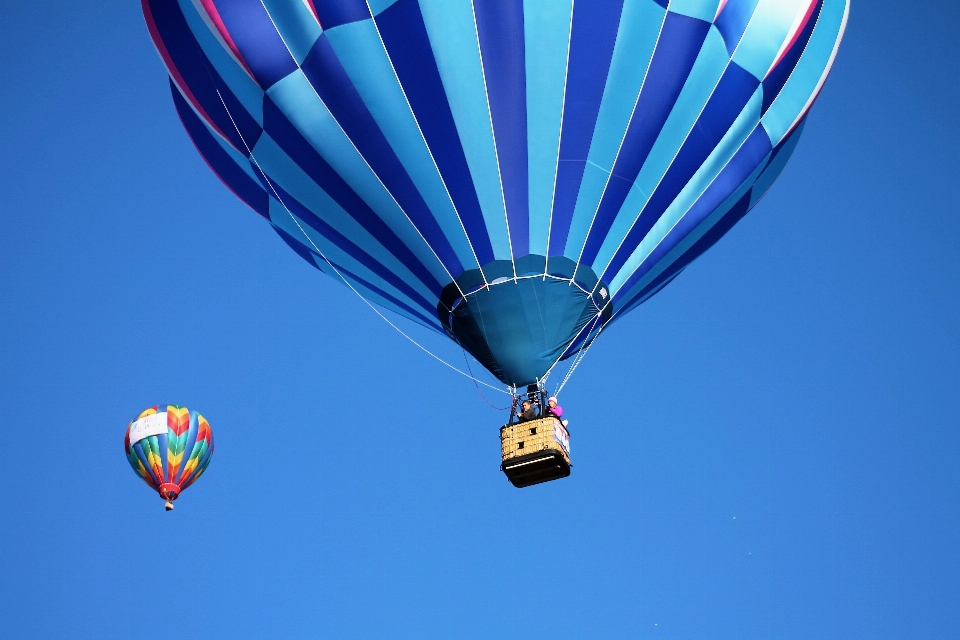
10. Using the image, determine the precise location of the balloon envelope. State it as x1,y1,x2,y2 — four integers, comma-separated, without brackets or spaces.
144,0,848,386
124,405,214,503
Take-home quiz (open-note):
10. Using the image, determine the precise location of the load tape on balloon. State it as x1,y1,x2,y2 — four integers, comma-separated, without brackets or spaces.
143,0,849,386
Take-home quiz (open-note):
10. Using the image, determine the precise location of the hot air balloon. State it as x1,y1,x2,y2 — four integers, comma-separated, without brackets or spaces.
124,405,214,510
142,0,847,485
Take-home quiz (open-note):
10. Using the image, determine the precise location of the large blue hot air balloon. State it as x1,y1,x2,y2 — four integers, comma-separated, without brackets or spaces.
143,0,848,388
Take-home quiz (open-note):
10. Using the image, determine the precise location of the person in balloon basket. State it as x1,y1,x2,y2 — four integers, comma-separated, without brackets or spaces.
546,397,563,419
546,396,570,428
517,399,538,422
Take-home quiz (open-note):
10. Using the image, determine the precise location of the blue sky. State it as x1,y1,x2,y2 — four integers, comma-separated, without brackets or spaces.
2,2,958,638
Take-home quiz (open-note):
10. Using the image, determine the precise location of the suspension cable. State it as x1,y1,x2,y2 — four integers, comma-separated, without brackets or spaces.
195,61,510,396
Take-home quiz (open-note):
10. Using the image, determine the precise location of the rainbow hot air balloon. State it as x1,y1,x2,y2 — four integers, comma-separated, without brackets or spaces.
141,0,847,388
124,405,214,510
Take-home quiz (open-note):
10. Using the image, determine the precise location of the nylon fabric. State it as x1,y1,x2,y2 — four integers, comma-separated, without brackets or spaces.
146,0,848,387
124,406,214,500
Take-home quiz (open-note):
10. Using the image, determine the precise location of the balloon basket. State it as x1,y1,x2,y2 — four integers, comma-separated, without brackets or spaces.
500,417,571,488
164,501,174,511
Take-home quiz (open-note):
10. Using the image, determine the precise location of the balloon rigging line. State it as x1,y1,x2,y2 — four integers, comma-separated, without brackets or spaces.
203,79,510,396
590,5,844,310
366,7,490,290
555,317,606,397
541,0,576,284
257,1,473,307
586,6,764,297
540,309,603,393
192,33,576,402
460,347,513,411
555,314,604,396
570,8,668,275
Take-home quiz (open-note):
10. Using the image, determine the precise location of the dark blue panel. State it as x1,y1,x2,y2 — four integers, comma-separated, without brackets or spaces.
548,0,625,256
147,0,262,152
714,0,758,55
273,221,321,267
549,159,586,256
613,125,772,304
300,35,464,276
622,189,752,309
272,225,439,328
579,12,711,263
211,0,297,88
558,311,608,360
259,179,438,316
762,0,822,113
474,0,529,255
376,0,495,265
310,0,369,29
603,61,759,279
171,80,269,218
614,268,681,319
263,97,443,296
769,113,806,165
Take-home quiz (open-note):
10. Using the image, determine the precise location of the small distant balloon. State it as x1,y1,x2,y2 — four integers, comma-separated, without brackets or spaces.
124,405,214,510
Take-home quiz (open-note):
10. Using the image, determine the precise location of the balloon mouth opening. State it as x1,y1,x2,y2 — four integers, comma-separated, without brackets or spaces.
437,257,611,386
159,483,181,502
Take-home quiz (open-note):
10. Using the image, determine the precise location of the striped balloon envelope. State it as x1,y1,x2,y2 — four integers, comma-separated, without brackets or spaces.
124,405,214,510
143,0,848,388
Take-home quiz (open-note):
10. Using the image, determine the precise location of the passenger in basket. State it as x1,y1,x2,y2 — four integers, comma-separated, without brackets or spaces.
517,399,538,422
546,397,563,419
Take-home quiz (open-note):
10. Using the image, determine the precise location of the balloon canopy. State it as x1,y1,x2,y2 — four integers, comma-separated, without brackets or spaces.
144,0,848,386
124,405,214,507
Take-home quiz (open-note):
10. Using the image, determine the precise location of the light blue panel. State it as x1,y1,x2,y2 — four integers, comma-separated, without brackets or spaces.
419,0,511,260
609,87,763,292
324,20,479,270
611,158,765,301
564,0,667,256
269,203,440,331
633,26,728,204
585,0,666,170
750,120,803,207
178,0,263,124
732,0,808,80
368,0,401,15
591,26,729,273
563,163,612,255
254,133,436,304
260,0,323,64
590,182,648,274
761,0,847,144
667,0,722,22
524,0,574,256
267,70,453,284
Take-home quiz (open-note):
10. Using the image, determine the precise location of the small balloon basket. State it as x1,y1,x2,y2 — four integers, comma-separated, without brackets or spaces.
500,417,571,488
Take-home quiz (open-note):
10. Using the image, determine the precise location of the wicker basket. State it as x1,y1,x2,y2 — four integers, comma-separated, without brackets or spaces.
499,417,571,488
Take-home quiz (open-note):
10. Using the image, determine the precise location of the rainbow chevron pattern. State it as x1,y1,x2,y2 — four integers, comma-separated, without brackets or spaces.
124,405,214,501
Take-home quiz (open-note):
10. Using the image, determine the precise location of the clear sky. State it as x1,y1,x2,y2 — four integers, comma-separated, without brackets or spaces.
2,2,958,638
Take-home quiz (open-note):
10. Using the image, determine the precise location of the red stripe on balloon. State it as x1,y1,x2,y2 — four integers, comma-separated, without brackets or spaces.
197,0,259,81
142,0,232,144
769,0,819,75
